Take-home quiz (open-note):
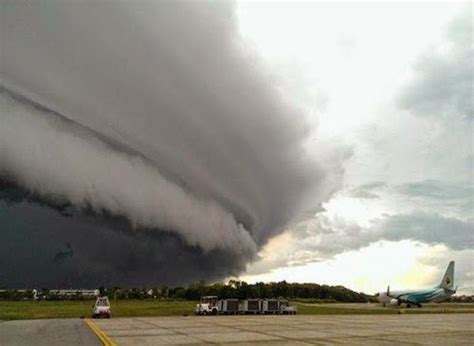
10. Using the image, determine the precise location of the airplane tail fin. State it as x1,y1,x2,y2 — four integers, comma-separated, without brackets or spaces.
439,261,455,290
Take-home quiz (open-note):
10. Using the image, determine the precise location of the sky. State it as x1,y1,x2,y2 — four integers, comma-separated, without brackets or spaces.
236,1,473,294
0,1,472,292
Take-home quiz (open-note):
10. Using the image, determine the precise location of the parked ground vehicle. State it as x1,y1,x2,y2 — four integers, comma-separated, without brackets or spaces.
243,299,262,314
196,297,297,315
195,296,219,315
278,300,297,314
218,298,240,314
92,296,111,318
262,299,279,314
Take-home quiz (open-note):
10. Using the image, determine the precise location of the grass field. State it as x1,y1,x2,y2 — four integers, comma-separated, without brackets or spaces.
295,303,395,315
0,300,197,320
0,300,472,320
296,302,474,315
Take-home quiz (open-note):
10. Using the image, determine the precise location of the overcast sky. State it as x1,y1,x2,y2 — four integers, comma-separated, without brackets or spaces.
236,1,473,294
1,0,472,292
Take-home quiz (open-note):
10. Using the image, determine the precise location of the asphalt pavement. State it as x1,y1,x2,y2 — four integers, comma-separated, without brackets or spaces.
95,313,474,345
0,318,100,346
1,313,473,345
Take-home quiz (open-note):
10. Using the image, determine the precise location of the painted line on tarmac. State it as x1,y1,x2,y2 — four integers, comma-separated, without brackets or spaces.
84,318,117,346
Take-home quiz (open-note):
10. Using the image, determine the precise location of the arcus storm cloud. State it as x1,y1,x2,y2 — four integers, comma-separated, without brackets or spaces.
0,1,341,286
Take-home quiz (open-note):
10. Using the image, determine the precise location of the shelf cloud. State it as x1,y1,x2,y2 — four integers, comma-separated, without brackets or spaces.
0,1,341,286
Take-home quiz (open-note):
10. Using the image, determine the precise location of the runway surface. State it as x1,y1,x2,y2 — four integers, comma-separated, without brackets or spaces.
1,314,473,345
93,314,474,345
0,318,100,346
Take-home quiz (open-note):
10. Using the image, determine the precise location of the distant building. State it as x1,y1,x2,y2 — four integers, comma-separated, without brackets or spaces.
48,289,100,298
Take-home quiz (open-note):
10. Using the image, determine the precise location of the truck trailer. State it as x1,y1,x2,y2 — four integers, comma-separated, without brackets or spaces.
219,299,240,314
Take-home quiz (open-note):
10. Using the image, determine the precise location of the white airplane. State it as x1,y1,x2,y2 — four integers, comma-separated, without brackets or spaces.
375,261,457,308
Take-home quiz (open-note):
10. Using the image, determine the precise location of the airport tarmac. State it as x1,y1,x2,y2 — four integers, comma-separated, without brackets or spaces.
93,314,474,345
1,313,473,345
0,318,100,346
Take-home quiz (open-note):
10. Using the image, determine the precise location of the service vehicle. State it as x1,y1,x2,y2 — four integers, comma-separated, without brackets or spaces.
219,298,240,314
262,299,279,314
92,296,111,318
195,295,219,315
243,298,262,314
196,297,297,315
278,299,297,314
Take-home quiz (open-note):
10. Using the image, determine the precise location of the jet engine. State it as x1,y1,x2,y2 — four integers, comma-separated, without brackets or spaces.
389,298,399,305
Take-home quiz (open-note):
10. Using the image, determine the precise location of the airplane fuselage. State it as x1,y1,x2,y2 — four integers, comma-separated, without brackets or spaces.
377,287,453,307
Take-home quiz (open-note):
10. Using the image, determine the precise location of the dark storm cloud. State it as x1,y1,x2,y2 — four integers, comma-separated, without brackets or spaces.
0,89,258,257
398,10,473,120
0,1,341,286
0,181,250,288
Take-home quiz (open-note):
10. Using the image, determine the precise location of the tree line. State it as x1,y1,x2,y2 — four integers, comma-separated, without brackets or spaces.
0,281,373,302
168,280,371,302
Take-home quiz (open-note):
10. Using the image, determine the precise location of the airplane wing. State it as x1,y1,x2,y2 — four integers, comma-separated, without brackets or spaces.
387,291,419,304
393,293,411,303
386,286,426,305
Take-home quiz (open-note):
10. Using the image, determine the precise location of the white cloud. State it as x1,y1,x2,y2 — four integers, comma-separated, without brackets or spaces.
236,3,472,294
242,240,447,293
398,10,473,120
